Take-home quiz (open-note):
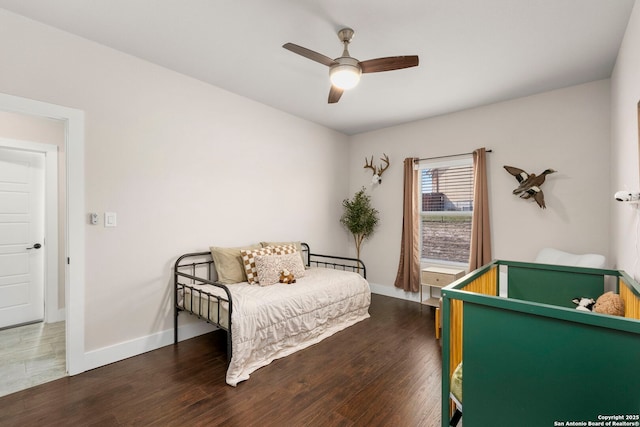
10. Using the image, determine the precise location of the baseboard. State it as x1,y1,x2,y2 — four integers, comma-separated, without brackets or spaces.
82,285,416,374
45,308,66,324
83,321,217,372
368,282,420,303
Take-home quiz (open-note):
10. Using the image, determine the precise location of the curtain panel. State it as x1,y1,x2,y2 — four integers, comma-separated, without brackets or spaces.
394,158,420,292
469,147,492,270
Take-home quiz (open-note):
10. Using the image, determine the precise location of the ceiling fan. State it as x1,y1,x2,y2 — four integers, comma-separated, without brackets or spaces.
283,28,419,104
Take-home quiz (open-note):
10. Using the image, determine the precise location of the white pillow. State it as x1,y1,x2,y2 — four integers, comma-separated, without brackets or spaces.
254,253,306,286
278,252,305,278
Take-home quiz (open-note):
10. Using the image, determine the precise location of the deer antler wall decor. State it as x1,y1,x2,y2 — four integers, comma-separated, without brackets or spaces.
364,154,390,184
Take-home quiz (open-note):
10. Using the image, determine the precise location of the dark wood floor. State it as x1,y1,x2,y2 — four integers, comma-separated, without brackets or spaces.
0,294,442,427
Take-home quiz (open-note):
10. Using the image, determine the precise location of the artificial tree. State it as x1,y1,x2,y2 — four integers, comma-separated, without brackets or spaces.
340,187,379,262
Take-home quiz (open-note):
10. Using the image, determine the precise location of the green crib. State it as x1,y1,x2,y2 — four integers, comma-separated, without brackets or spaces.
441,260,640,427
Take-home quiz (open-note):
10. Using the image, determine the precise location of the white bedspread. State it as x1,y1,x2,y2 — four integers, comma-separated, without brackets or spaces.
187,267,371,386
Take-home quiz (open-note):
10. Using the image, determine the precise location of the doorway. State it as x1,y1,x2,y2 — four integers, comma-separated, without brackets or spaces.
0,128,63,396
0,135,62,327
0,93,85,379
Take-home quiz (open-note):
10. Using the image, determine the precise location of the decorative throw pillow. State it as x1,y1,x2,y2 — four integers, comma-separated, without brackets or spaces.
261,241,306,265
254,255,283,286
210,244,261,284
254,253,306,286
240,247,273,284
277,252,306,279
271,244,297,256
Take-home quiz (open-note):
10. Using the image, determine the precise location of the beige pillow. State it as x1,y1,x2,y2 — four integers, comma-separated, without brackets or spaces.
210,244,260,284
240,246,273,284
261,241,305,265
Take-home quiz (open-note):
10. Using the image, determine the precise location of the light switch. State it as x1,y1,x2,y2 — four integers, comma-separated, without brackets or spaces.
105,212,117,227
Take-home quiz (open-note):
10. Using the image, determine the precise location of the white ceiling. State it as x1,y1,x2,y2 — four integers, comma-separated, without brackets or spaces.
0,0,635,135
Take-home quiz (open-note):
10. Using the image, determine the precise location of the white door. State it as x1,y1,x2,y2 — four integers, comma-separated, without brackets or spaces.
0,148,45,329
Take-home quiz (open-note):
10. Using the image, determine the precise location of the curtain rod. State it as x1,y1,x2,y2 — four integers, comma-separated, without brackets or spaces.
413,149,492,163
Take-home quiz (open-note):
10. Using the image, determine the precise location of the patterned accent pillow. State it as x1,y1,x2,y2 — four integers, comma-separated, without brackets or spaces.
278,252,305,279
240,247,273,284
254,254,283,286
254,253,306,286
261,241,306,266
271,244,297,256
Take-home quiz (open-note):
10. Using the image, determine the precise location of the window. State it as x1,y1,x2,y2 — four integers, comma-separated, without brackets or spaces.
419,156,474,264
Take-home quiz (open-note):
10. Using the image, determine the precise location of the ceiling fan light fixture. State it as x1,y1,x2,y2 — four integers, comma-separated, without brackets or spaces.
283,27,419,103
330,63,361,90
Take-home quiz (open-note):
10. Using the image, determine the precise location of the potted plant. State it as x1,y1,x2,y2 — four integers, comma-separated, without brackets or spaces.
340,187,379,262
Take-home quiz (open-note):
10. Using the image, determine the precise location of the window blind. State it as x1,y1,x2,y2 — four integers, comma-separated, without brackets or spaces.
420,162,474,263
421,164,474,213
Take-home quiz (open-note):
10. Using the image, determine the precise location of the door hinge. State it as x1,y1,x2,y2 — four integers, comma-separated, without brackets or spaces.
67,257,70,264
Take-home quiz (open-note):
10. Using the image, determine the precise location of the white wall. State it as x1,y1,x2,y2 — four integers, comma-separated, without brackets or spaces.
0,10,349,359
0,5,622,372
611,0,640,279
348,80,611,295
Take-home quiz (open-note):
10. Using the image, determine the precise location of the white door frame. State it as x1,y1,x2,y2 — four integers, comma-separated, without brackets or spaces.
0,139,60,324
0,93,85,376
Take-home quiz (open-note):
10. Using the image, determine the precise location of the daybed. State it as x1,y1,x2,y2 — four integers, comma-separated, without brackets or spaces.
174,242,371,386
440,260,640,427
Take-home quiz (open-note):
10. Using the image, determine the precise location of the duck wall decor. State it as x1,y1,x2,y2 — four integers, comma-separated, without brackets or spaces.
504,165,556,209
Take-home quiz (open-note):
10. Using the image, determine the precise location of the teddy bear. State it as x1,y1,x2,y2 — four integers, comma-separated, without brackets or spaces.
279,268,296,284
593,291,625,317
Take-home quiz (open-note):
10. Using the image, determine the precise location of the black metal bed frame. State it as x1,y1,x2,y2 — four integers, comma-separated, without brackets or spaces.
174,243,366,363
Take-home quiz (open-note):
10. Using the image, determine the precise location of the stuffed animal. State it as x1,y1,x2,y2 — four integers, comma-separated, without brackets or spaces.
593,291,625,317
572,297,595,312
279,268,296,284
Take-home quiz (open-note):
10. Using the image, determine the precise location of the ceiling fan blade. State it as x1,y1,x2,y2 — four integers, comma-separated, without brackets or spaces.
283,43,337,67
328,86,344,104
359,55,419,73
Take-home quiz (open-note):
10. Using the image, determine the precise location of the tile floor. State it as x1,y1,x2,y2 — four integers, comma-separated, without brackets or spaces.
0,321,66,397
